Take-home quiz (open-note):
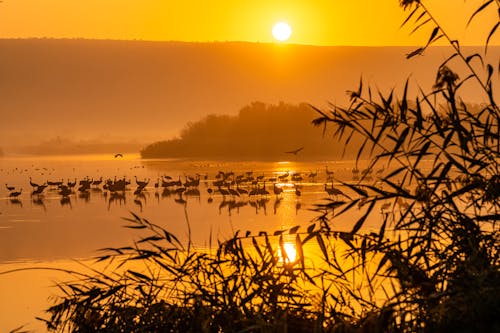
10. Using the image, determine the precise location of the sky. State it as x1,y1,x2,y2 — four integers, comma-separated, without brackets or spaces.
0,0,498,46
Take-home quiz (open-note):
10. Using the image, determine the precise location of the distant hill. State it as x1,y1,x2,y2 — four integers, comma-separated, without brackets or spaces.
15,137,143,156
140,102,364,161
0,39,497,155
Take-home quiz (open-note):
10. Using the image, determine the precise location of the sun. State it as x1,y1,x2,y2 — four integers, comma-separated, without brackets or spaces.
272,22,292,42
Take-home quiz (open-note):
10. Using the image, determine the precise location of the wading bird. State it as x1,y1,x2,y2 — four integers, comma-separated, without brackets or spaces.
9,189,22,198
29,177,41,188
273,183,284,197
324,182,344,197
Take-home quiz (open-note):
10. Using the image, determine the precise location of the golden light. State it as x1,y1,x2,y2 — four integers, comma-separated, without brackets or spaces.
272,22,292,42
278,241,298,264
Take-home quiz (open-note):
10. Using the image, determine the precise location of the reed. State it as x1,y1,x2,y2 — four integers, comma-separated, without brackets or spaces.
309,0,500,331
41,1,500,332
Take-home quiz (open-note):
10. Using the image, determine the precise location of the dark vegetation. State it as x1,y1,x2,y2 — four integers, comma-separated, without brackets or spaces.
39,1,499,332
140,102,359,160
140,100,488,161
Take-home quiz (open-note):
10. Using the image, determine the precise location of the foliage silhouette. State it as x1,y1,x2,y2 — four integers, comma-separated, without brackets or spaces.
310,0,500,331
41,1,499,332
140,102,361,160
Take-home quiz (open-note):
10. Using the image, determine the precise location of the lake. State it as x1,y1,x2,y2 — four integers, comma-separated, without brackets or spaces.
0,154,380,331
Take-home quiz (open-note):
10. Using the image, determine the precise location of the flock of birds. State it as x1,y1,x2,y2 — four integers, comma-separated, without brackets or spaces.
2,166,387,215
0,167,394,217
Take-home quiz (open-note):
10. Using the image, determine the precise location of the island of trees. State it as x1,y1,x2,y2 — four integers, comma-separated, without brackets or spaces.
140,101,357,160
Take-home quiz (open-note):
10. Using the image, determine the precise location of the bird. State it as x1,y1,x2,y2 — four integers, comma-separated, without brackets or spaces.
325,166,334,180
114,153,123,158
324,182,344,197
284,147,304,155
9,189,22,198
92,177,103,187
29,177,41,188
135,176,149,188
308,170,318,182
273,183,284,197
226,185,239,197
32,184,48,195
59,185,72,197
67,179,77,188
295,185,302,197
5,184,15,191
236,184,248,195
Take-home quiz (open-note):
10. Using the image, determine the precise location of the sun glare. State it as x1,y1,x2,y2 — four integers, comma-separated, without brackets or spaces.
272,22,292,42
278,241,298,264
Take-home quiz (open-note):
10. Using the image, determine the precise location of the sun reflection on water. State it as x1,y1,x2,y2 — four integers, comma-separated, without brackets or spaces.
277,237,298,264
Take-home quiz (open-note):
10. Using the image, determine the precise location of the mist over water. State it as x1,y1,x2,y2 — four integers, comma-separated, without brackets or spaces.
2,39,497,155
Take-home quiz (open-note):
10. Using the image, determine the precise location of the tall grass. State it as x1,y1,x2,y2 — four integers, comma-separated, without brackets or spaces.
41,1,500,332
310,0,500,331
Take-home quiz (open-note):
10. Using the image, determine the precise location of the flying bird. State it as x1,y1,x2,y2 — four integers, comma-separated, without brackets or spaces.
284,147,304,155
114,153,123,158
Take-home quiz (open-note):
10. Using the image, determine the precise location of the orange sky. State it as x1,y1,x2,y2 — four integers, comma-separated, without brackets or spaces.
0,0,497,46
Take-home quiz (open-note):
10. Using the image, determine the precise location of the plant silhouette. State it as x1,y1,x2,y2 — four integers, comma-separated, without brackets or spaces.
40,1,500,332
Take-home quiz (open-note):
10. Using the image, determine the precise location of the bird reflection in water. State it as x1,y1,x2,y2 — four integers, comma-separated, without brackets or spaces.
107,192,126,210
135,192,147,204
10,198,23,208
161,188,173,199
60,196,72,209
174,194,187,205
134,191,147,212
184,188,201,199
78,190,91,203
32,195,47,212
295,201,301,215
248,197,269,215
273,197,282,215
134,198,143,212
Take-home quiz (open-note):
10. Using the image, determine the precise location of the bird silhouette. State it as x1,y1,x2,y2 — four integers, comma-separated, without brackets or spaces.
114,153,123,158
324,182,344,197
9,189,22,198
284,147,304,155
29,177,41,188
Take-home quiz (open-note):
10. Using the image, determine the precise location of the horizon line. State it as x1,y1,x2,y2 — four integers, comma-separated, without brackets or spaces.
0,37,495,48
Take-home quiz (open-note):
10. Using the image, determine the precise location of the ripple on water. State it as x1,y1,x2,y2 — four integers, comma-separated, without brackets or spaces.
9,219,42,223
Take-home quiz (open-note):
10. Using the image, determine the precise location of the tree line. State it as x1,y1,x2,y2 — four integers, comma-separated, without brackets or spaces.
140,101,362,160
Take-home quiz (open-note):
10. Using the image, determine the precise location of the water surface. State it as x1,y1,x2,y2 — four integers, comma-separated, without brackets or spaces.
0,154,380,331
